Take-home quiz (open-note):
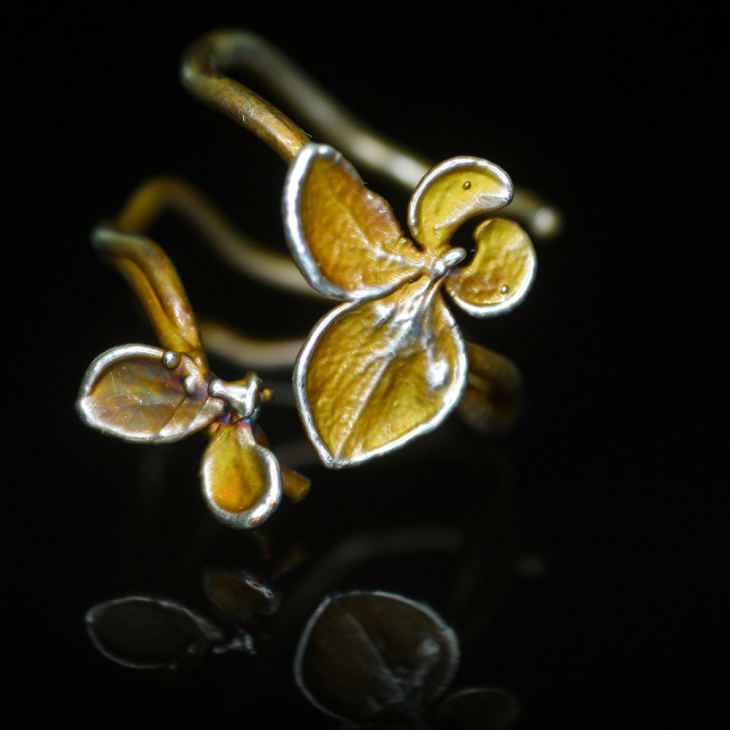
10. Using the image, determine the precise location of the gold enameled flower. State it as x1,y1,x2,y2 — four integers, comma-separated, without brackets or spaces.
284,144,536,467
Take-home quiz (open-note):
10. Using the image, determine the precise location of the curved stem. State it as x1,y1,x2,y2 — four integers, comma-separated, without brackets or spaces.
114,176,319,298
107,179,311,370
199,318,303,371
181,30,309,164
92,226,207,370
181,29,562,240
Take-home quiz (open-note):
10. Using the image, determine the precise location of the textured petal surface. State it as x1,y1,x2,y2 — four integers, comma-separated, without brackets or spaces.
284,144,429,300
408,157,513,252
445,218,536,316
295,277,466,467
77,345,223,443
200,421,282,528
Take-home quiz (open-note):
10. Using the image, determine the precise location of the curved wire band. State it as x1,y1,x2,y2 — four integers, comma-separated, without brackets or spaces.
104,179,307,371
181,29,562,241
114,177,316,298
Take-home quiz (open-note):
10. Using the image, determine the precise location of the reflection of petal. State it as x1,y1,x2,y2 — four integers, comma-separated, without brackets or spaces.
408,157,513,252
284,144,427,301
294,278,466,467
77,344,223,443
201,567,280,621
200,422,282,528
458,342,522,434
85,596,221,671
294,591,459,723
437,688,520,730
445,218,536,317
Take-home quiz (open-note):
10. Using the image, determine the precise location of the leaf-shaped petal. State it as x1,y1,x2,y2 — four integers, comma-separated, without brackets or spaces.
408,157,513,252
283,143,429,301
445,218,536,317
76,344,224,443
200,421,282,528
294,277,467,467
294,591,459,723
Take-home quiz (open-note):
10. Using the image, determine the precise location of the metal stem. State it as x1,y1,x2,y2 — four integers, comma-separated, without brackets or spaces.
181,29,562,240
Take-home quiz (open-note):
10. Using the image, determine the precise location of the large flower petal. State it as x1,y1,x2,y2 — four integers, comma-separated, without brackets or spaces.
445,218,536,317
283,144,429,301
294,277,467,467
76,344,223,442
407,157,513,252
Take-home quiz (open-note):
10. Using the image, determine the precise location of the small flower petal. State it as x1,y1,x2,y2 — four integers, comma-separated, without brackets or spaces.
408,157,513,252
445,218,536,317
200,421,282,528
76,344,223,443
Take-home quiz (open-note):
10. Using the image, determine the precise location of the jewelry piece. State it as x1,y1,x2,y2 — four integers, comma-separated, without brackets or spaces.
78,29,555,528
76,227,309,528
182,30,538,467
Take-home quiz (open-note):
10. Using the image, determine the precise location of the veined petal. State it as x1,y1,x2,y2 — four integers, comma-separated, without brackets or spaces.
445,218,536,317
76,344,223,443
283,144,428,301
200,421,282,529
294,277,467,467
408,157,513,252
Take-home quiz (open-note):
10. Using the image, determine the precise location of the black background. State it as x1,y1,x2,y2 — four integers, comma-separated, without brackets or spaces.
7,3,723,728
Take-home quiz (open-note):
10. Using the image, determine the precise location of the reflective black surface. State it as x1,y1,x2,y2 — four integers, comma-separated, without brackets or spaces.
9,4,722,727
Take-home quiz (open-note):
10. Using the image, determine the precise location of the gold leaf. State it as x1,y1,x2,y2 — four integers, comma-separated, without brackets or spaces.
77,345,223,443
284,144,430,300
444,218,536,316
200,421,282,528
295,277,467,467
